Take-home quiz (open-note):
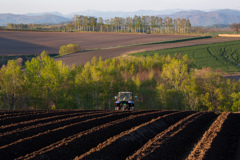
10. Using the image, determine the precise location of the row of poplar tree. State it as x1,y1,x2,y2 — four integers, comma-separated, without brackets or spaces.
72,15,191,34
0,52,240,112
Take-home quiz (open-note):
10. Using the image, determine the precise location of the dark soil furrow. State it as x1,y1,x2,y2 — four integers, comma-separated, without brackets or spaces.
0,110,87,125
1,109,238,160
127,112,217,160
0,110,105,133
0,110,46,118
0,110,51,120
16,110,174,160
187,112,240,160
76,111,195,160
0,111,111,146
0,110,147,159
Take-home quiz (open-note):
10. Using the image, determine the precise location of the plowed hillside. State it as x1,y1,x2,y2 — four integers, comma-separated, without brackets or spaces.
0,110,239,160
0,31,193,55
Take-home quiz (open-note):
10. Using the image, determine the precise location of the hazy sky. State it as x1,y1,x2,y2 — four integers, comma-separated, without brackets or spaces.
1,0,240,14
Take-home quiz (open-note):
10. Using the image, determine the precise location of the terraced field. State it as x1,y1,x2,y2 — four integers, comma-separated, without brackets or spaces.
0,110,240,160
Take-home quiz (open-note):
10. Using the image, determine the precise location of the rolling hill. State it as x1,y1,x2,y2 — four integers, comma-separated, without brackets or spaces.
165,9,240,26
0,9,240,26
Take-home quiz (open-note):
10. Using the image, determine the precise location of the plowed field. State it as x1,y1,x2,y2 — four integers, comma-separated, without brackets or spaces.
0,110,240,160
0,31,193,55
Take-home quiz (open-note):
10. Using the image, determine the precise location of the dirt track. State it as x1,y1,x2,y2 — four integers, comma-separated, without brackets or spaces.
0,110,240,160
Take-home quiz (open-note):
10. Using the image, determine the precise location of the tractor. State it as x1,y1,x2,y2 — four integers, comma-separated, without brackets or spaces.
114,92,137,110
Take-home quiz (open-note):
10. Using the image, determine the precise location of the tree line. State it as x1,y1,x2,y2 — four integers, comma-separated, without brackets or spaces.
4,15,192,34
5,23,66,31
72,15,191,34
0,52,239,112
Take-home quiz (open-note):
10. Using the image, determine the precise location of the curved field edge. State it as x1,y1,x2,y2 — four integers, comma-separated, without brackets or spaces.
85,36,212,50
131,40,240,73
53,36,211,59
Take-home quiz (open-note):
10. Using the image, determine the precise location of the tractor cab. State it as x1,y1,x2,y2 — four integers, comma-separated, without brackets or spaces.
114,92,137,110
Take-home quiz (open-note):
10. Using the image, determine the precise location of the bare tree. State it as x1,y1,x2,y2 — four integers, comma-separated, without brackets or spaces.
230,23,240,33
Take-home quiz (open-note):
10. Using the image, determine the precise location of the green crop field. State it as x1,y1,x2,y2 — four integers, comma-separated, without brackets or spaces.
131,40,240,73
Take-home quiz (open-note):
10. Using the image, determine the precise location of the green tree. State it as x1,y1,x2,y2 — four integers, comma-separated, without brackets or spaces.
0,60,23,109
161,58,188,90
40,50,48,60
141,16,147,33
180,73,199,111
66,23,73,31
25,57,42,109
105,19,110,32
150,16,156,33
40,56,70,109
89,17,97,31
231,92,240,112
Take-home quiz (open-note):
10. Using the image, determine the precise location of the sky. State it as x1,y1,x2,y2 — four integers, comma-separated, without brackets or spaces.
1,0,240,14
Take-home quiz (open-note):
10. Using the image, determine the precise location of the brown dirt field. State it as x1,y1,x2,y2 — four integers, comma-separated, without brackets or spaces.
55,37,240,68
0,110,240,160
0,31,193,55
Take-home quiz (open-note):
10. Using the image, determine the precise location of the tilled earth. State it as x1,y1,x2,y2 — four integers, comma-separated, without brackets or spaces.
0,31,193,55
0,110,240,160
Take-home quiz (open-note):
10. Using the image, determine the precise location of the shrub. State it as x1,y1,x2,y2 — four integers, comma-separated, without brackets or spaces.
59,44,81,56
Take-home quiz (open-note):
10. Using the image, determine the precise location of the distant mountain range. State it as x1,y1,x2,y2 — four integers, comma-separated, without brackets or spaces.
63,9,184,19
0,14,70,26
163,9,240,26
0,9,240,26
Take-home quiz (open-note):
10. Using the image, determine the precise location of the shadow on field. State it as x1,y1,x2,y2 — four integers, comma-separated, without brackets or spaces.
0,37,54,55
